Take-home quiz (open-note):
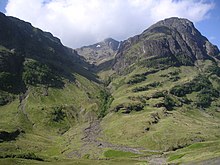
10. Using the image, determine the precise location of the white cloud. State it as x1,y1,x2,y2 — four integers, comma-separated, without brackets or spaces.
6,0,214,48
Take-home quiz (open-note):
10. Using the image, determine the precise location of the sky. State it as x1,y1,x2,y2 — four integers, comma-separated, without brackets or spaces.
0,0,219,49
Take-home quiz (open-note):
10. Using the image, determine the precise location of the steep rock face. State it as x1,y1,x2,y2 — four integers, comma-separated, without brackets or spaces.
76,38,119,65
0,12,85,65
0,12,99,106
113,17,219,73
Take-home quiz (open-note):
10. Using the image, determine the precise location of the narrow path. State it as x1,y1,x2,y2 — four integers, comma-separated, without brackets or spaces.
18,89,32,124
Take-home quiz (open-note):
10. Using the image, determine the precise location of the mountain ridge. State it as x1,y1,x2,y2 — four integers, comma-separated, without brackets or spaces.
111,17,219,74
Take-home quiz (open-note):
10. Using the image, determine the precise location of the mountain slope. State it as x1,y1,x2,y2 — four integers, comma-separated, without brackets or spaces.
0,12,107,164
97,17,220,164
112,17,219,74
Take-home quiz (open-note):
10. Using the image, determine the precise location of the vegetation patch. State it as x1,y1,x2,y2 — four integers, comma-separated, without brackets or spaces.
0,50,24,93
128,95,149,103
170,75,219,108
22,59,64,87
0,153,43,161
51,106,66,122
127,74,146,84
164,95,177,110
206,63,220,77
143,55,179,68
168,154,185,161
0,72,19,92
104,150,138,158
151,91,166,98
114,102,144,114
160,69,180,82
170,75,214,97
98,90,114,118
186,142,209,150
132,82,161,92
0,129,23,143
0,91,15,106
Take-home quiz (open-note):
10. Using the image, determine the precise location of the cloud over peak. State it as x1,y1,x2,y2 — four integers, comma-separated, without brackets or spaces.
6,0,214,48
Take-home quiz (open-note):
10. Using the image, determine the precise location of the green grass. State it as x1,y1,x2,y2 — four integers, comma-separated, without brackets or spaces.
168,154,185,161
99,62,220,162
104,150,139,158
167,140,220,164
0,158,148,165
0,72,104,160
1,60,220,164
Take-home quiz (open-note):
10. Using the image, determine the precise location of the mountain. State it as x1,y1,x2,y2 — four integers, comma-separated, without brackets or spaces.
96,17,220,164
0,12,107,163
1,14,220,165
76,38,119,65
0,12,100,104
113,17,219,74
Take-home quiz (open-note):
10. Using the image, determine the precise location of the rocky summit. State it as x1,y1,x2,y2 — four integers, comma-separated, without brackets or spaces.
76,38,119,65
1,13,220,165
113,17,219,73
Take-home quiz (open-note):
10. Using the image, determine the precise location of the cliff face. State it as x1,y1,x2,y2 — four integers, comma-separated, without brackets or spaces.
76,38,119,65
112,17,219,73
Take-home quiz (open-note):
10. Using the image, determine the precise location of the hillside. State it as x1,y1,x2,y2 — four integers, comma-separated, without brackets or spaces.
0,12,107,164
1,14,220,165
97,17,220,164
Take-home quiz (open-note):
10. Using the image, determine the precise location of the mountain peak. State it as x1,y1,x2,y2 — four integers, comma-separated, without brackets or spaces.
76,38,119,65
103,37,118,43
155,17,193,27
113,17,220,73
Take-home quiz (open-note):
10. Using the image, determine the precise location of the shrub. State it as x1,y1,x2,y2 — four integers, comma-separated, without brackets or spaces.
98,90,113,118
196,88,219,108
0,153,43,161
127,74,146,84
114,102,144,114
144,55,179,68
22,60,63,87
170,75,219,108
151,91,165,98
196,93,212,108
16,153,43,161
132,82,160,92
170,85,189,97
0,72,21,92
132,85,149,92
164,95,176,110
0,92,15,106
51,106,65,122
170,75,212,97
169,76,180,82
207,63,220,76
178,96,191,104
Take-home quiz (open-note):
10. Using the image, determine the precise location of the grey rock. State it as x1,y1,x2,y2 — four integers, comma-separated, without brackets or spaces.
113,17,220,74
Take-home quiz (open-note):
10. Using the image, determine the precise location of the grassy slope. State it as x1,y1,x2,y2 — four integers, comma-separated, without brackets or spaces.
0,73,103,162
1,60,220,164
99,60,220,163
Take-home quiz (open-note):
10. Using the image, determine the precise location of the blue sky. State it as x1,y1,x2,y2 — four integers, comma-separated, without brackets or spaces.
0,0,219,49
195,0,220,49
0,0,7,13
